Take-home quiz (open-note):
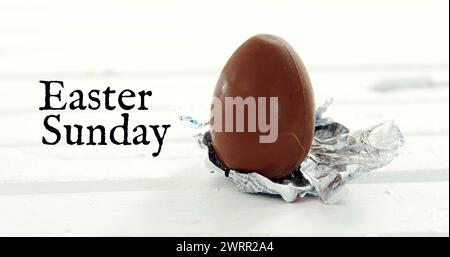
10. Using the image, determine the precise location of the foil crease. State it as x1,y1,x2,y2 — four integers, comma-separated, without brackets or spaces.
180,99,405,204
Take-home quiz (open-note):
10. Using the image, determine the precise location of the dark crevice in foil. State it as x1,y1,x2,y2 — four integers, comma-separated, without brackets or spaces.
202,131,230,177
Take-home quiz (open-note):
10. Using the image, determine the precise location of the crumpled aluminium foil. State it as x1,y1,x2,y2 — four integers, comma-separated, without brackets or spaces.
180,99,405,204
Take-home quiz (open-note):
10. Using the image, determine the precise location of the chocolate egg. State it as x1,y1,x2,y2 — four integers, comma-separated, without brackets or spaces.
210,34,315,179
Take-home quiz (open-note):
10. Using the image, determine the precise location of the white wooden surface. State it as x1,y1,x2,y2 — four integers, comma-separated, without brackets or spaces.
0,0,448,236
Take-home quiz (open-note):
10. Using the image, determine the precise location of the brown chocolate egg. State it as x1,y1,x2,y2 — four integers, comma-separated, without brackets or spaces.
210,34,315,179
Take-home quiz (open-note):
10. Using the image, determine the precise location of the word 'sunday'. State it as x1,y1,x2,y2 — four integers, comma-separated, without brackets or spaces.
38,80,171,157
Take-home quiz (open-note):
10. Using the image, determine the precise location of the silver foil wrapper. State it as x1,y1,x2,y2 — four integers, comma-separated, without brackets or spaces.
180,99,405,204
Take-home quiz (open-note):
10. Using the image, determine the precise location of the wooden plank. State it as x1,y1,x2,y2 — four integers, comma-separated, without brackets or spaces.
1,73,448,111
0,133,447,183
0,181,447,236
0,100,447,146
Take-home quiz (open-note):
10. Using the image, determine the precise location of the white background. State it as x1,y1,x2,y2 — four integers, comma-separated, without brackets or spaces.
0,0,448,236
